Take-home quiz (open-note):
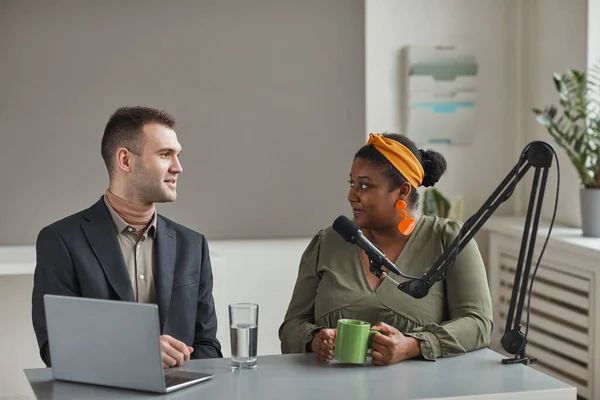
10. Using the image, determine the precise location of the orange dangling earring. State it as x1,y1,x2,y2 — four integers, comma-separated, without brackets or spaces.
396,200,416,236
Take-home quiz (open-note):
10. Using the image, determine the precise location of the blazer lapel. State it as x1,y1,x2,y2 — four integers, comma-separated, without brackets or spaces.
155,216,176,328
82,198,135,302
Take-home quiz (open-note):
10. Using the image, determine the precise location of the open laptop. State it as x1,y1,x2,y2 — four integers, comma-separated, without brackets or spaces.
43,294,214,393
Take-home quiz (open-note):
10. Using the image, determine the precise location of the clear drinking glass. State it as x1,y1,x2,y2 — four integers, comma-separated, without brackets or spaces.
229,303,259,369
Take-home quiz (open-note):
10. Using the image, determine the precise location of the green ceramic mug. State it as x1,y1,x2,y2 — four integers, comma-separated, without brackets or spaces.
333,319,379,364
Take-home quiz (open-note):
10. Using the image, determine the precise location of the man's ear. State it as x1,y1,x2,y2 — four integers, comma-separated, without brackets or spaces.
115,148,133,173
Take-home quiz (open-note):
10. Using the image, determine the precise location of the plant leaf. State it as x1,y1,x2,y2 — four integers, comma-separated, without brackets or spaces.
533,62,600,188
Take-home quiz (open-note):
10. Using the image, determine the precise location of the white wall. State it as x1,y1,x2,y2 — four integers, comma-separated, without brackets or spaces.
366,0,589,228
365,0,516,218
209,239,311,358
590,0,600,65
518,0,588,226
0,239,310,398
0,275,44,399
0,0,365,244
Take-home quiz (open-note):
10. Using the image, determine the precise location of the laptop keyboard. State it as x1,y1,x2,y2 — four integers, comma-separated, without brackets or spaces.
165,375,191,388
164,370,207,388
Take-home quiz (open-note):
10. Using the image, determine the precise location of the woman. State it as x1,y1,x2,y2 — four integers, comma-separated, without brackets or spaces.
278,133,492,366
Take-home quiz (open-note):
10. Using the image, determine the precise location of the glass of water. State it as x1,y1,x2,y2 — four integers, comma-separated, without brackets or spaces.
229,303,258,369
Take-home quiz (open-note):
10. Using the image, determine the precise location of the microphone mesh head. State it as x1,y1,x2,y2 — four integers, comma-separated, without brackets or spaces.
332,215,359,243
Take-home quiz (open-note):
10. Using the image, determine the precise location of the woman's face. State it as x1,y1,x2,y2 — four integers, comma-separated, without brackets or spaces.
348,158,410,231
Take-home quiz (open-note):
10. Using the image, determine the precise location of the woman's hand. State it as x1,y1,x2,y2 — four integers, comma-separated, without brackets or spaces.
310,328,337,363
370,322,421,366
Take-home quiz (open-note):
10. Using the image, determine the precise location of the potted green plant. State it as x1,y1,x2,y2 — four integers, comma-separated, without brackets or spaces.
533,66,600,237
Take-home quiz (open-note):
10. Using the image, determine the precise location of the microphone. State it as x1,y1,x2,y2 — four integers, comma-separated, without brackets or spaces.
332,215,402,276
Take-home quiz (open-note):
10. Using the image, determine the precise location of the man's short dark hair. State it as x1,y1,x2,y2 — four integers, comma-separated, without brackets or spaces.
101,106,176,176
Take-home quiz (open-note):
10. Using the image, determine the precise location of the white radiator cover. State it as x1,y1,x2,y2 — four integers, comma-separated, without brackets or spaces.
485,217,600,400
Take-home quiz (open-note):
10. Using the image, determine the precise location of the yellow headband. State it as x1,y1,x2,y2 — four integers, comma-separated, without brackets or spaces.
366,133,424,188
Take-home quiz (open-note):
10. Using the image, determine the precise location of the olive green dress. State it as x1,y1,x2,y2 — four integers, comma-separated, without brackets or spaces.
278,215,493,360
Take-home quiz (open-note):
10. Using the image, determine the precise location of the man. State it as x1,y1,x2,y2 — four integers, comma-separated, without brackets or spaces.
32,106,222,368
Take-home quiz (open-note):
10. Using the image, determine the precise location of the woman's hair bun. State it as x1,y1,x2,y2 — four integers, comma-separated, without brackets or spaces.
419,148,447,187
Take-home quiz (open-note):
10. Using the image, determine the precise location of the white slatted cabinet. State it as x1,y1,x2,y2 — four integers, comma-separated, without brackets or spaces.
485,217,600,400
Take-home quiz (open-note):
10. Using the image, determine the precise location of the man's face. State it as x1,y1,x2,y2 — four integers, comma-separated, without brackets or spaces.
129,123,183,205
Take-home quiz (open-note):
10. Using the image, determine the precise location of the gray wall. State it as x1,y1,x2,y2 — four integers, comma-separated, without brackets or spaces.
0,0,365,244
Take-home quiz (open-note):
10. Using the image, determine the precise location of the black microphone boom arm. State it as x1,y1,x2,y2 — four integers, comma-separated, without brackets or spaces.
370,141,554,366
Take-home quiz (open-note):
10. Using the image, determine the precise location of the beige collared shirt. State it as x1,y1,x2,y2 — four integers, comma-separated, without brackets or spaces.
104,197,158,304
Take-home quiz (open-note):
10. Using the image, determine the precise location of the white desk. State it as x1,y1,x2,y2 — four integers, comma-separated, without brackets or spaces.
24,349,575,400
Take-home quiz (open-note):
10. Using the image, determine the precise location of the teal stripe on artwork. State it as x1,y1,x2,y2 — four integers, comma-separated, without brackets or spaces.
409,64,478,80
411,102,475,113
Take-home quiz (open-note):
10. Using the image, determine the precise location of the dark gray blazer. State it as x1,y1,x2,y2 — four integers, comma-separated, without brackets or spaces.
31,197,222,366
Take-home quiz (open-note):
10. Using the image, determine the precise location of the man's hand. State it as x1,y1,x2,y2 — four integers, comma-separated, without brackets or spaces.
310,328,336,363
160,335,194,368
370,322,421,366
